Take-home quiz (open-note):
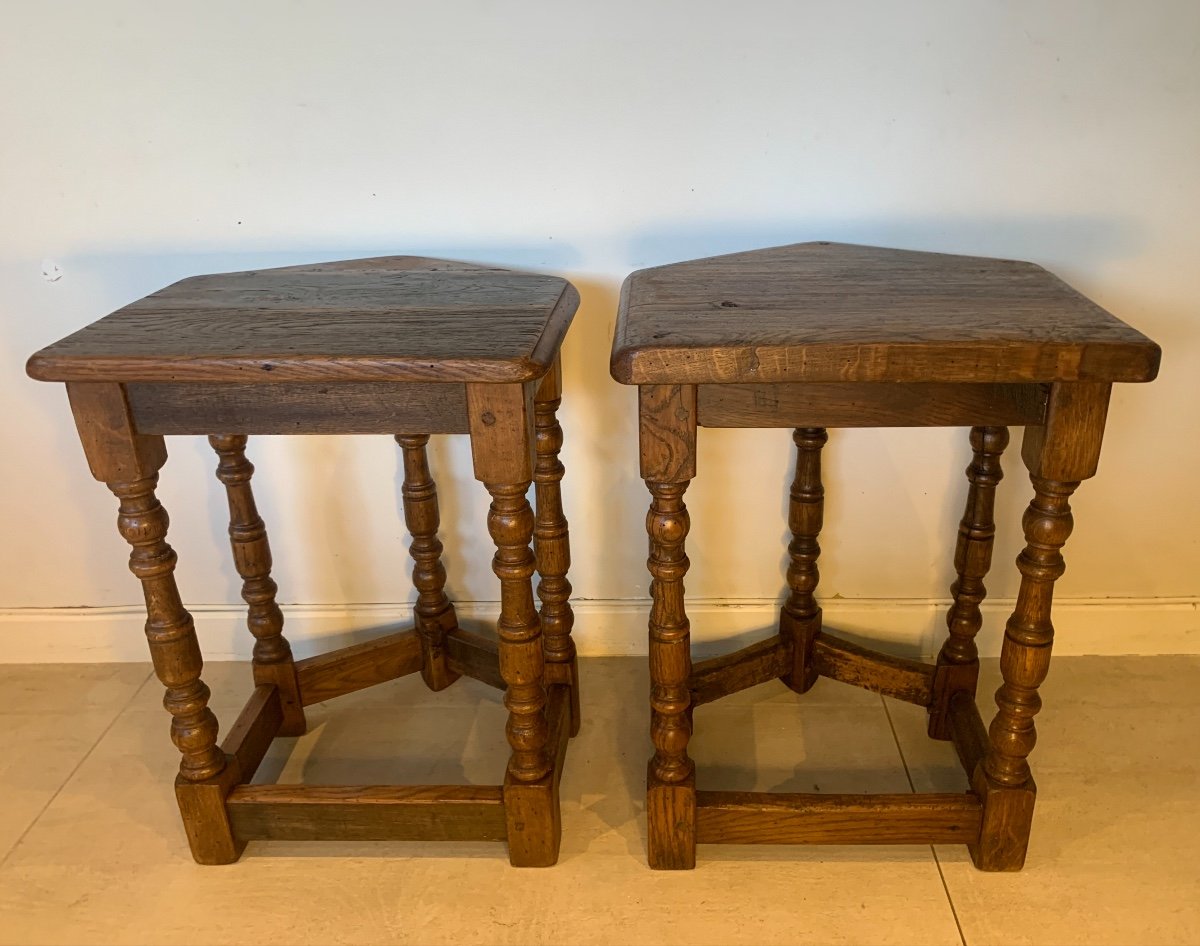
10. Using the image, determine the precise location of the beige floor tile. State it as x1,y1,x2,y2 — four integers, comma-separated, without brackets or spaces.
0,657,960,946
0,664,150,862
889,656,1200,946
0,663,151,715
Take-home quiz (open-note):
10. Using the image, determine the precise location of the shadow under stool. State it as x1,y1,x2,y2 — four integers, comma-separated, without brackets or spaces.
27,256,582,867
609,241,1160,871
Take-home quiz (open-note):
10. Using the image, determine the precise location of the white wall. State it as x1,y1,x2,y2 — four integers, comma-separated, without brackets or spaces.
2,0,1197,661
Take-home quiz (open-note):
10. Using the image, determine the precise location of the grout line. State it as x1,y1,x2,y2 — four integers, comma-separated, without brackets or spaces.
0,667,155,870
881,695,918,793
882,697,968,946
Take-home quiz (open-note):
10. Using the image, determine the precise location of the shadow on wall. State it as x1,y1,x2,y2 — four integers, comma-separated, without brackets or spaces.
623,214,1145,273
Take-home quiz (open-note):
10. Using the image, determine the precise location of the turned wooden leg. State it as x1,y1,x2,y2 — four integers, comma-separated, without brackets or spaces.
646,480,696,869
928,426,1008,739
66,383,241,865
111,472,242,864
781,427,827,693
467,380,558,867
971,475,1074,869
396,434,460,692
971,381,1110,871
488,481,556,865
209,435,305,736
637,384,699,869
533,393,580,736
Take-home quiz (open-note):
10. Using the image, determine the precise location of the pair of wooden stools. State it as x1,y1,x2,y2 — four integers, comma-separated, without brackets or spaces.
27,243,1160,870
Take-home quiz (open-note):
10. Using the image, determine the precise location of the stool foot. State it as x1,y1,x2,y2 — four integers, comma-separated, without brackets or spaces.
647,766,696,870
503,770,561,867
969,767,1037,871
175,764,246,865
780,609,821,694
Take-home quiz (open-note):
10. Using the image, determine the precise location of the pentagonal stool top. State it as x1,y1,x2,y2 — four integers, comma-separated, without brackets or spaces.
28,256,578,384
611,242,1160,385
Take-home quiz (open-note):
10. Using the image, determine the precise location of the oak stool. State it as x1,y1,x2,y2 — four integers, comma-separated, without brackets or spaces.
610,242,1160,870
28,257,581,866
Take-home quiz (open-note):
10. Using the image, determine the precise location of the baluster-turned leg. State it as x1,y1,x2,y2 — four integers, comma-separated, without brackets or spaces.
972,382,1110,871
396,434,460,692
66,383,241,865
781,427,827,693
533,383,580,736
209,435,305,735
928,426,1008,739
113,475,225,783
639,383,698,870
646,480,696,868
468,381,557,867
488,481,554,865
113,473,243,863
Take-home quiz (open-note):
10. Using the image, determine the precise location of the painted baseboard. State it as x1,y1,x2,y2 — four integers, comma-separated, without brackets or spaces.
0,597,1196,663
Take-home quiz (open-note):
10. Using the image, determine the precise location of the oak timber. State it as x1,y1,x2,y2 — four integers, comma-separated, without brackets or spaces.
226,785,508,842
612,242,1161,385
294,629,423,706
695,791,983,845
29,258,579,384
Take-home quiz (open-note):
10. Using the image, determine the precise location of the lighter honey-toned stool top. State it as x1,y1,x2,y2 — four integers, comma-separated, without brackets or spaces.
27,256,579,384
611,242,1160,386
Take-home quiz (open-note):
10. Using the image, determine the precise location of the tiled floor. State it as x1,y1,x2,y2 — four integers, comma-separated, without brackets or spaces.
0,656,1197,945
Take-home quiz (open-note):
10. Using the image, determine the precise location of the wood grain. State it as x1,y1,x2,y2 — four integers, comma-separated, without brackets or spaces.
503,684,571,867
811,633,935,706
219,684,283,783
647,767,696,870
533,392,580,735
127,381,470,435
697,382,1047,428
645,478,697,869
928,426,1008,740
66,382,166,482
210,434,306,735
689,634,790,707
486,480,550,784
695,791,982,845
397,434,460,692
948,691,990,782
970,769,1038,872
175,767,245,865
467,382,537,483
782,427,826,691
294,628,422,706
445,627,504,690
226,784,507,842
1021,381,1111,480
639,385,697,481
612,242,1160,384
29,259,580,384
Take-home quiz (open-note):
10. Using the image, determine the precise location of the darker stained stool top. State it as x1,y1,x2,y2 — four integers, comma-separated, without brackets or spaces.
28,257,579,385
610,242,1160,386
